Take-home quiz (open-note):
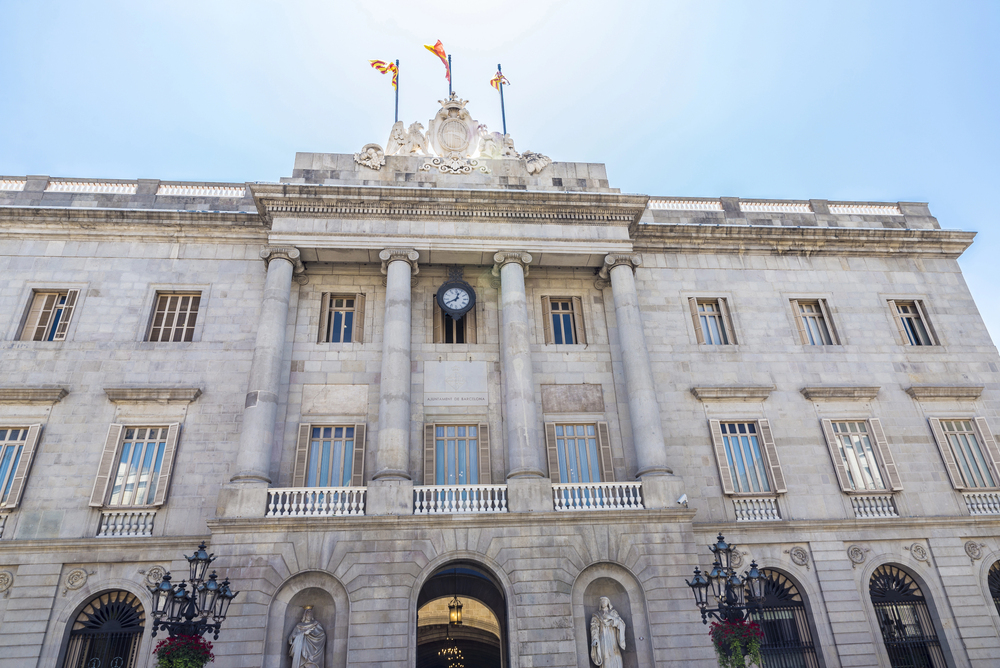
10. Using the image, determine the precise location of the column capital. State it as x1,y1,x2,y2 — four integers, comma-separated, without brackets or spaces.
260,246,308,284
492,251,532,278
595,253,642,288
379,248,420,275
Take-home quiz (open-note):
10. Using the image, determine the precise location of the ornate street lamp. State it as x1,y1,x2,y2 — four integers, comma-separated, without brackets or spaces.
448,596,463,626
147,541,240,639
686,533,764,624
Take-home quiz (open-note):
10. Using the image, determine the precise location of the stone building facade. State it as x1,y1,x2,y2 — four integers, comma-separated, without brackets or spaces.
1,95,999,668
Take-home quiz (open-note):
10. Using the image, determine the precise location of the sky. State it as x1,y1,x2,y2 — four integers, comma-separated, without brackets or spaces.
2,1,999,343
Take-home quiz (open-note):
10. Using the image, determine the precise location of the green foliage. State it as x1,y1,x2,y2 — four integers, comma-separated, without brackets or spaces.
709,619,764,668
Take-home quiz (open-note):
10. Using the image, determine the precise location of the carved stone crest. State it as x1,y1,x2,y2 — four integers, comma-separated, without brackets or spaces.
847,545,868,568
142,565,167,587
786,546,810,569
0,570,13,596
427,93,479,159
419,156,490,175
521,150,552,175
965,540,985,561
730,550,745,569
907,543,929,562
63,568,94,596
354,143,385,170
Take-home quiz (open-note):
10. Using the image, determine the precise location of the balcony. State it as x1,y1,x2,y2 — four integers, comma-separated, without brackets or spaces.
413,485,508,514
97,509,155,537
266,487,366,517
732,497,781,522
552,482,644,511
851,494,899,519
964,491,1000,516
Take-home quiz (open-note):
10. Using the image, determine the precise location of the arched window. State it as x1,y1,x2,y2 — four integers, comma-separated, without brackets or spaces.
63,590,145,668
869,565,946,668
751,569,819,668
989,561,1000,618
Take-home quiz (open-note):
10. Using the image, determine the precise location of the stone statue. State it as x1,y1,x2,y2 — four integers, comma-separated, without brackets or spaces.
354,143,385,170
500,134,519,158
288,606,326,668
522,150,552,175
477,124,502,160
403,122,427,155
590,597,626,668
385,121,407,156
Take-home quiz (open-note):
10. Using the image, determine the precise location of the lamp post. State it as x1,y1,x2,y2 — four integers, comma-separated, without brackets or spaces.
147,541,239,639
686,533,764,624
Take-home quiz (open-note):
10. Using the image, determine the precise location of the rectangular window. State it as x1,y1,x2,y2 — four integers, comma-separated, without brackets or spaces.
108,427,169,507
688,297,736,345
721,422,771,494
306,425,356,487
553,423,601,484
792,299,836,345
0,428,27,505
831,421,886,490
147,293,200,342
319,294,367,343
20,290,79,341
435,425,479,485
433,300,477,344
889,300,935,346
542,297,587,345
941,420,997,488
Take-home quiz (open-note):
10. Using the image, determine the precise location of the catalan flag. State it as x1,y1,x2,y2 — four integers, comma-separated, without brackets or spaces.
369,59,398,90
490,71,510,91
423,40,450,83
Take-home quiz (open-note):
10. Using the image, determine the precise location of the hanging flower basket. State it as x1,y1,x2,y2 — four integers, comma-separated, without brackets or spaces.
153,635,215,668
709,619,764,668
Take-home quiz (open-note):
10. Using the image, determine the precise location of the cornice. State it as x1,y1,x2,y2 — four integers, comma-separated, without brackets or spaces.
801,386,881,401
905,385,984,400
0,388,69,404
250,183,649,227
693,514,1000,536
104,387,203,404
691,386,775,402
632,222,976,258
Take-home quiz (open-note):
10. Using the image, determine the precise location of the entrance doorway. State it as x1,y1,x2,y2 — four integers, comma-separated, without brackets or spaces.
416,563,508,668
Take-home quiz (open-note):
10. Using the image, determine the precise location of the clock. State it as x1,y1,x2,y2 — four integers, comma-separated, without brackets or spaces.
436,279,476,319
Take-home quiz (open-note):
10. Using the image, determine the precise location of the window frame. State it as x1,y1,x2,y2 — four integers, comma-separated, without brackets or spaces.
423,422,491,485
293,422,367,487
709,419,786,496
688,297,737,345
928,417,1000,491
544,420,614,484
89,423,180,508
145,291,203,343
318,292,366,344
887,299,938,346
820,418,902,493
0,424,42,509
18,289,81,342
541,296,587,346
790,298,840,345
432,298,477,344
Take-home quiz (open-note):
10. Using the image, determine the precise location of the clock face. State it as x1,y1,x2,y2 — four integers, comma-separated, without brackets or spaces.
442,287,470,311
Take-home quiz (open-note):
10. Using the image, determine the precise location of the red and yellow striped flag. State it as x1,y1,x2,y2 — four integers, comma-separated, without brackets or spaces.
369,59,398,90
490,71,510,91
423,40,450,83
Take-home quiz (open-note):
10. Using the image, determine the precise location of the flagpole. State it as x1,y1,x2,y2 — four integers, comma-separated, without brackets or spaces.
394,59,399,123
448,54,452,95
498,63,507,136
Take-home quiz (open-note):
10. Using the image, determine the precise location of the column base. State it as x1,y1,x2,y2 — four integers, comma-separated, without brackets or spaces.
506,476,553,513
639,474,686,510
216,483,269,519
366,478,414,516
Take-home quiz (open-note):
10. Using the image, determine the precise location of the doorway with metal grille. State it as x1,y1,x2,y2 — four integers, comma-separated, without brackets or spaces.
988,560,1000,618
62,590,145,668
869,565,946,668
751,569,820,668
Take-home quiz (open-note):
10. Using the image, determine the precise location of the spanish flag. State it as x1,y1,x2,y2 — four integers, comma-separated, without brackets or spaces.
369,59,398,90
490,71,510,91
424,40,450,83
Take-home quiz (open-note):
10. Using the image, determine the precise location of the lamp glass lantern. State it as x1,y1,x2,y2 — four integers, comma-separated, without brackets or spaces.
167,582,188,622
196,572,221,617
448,596,463,626
186,541,214,584
686,567,709,609
148,573,174,619
213,578,237,623
727,571,746,607
709,533,733,571
708,560,727,602
745,561,765,603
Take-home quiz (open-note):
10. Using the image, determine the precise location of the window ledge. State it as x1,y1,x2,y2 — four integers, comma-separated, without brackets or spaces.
0,387,68,404
905,385,983,400
104,387,202,404
801,386,880,401
691,386,774,402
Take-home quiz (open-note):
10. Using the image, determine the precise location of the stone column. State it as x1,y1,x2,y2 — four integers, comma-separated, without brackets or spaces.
219,247,305,517
493,251,551,511
600,253,684,508
368,249,419,515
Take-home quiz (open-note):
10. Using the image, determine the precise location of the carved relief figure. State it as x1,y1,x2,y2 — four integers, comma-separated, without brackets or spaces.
590,597,626,668
477,124,502,159
500,134,519,158
353,144,385,170
522,150,552,175
288,606,326,668
404,122,427,155
385,121,407,156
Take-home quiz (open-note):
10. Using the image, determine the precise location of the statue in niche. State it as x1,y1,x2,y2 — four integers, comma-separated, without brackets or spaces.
288,605,326,668
590,597,626,668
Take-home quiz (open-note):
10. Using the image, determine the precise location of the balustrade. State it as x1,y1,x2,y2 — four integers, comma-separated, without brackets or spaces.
552,482,644,511
851,494,899,518
97,510,155,537
733,497,781,521
265,487,366,517
413,485,508,514
964,491,1000,515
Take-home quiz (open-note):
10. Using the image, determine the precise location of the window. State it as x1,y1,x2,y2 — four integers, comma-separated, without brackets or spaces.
0,425,41,508
790,299,837,345
293,423,366,487
62,590,145,668
688,297,736,345
542,296,586,345
929,418,1000,490
432,299,476,343
147,293,200,342
709,420,786,495
319,293,365,343
20,289,79,341
544,421,613,483
888,300,936,346
869,565,946,668
751,570,820,668
820,419,902,493
423,423,490,485
89,424,179,508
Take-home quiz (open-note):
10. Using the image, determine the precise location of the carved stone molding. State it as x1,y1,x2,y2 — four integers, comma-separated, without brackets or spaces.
906,543,930,563
491,251,532,278
690,386,774,402
261,246,308,285
595,253,641,288
847,544,869,568
785,546,810,570
62,568,94,596
905,385,984,400
419,157,490,175
964,540,985,562
0,388,68,404
138,565,167,586
0,570,12,597
104,388,202,404
354,144,385,171
801,386,880,401
379,248,420,275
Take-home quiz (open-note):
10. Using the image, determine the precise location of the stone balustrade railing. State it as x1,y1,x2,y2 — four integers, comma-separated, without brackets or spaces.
0,514,6,539
733,497,781,522
97,510,155,537
964,491,1000,516
851,494,899,518
413,485,508,514
552,482,644,511
266,487,366,517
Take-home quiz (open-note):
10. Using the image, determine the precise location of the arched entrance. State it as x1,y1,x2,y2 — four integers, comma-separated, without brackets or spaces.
988,560,1000,617
869,564,946,668
62,590,145,668
751,569,820,668
416,562,508,668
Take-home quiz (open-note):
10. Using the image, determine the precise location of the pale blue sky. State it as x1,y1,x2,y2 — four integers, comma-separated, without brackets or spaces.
2,1,998,343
